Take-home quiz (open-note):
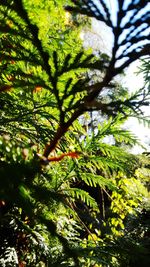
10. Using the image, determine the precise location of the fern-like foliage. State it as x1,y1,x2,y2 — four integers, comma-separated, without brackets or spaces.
66,0,150,71
0,1,149,266
0,0,149,157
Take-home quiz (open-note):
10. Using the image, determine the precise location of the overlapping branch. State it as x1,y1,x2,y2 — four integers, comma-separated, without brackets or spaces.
44,0,150,156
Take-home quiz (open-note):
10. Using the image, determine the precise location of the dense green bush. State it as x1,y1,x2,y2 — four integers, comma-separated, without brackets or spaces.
0,0,149,266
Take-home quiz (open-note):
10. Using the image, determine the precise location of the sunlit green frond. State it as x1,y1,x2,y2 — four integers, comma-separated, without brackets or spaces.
81,172,117,190
0,0,149,266
65,188,98,210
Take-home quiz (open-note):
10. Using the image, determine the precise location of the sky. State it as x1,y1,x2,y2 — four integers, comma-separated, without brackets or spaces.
81,1,150,153
122,62,150,153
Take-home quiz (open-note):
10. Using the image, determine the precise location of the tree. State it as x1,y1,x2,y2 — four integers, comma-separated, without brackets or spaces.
0,0,149,266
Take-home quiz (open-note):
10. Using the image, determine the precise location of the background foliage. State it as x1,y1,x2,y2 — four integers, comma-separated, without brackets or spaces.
0,0,150,266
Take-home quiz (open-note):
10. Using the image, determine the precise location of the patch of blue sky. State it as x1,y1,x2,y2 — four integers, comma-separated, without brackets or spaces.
123,0,149,11
121,23,149,41
115,40,149,68
88,0,150,152
120,1,150,31
92,0,118,26
92,0,149,64
92,0,149,31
